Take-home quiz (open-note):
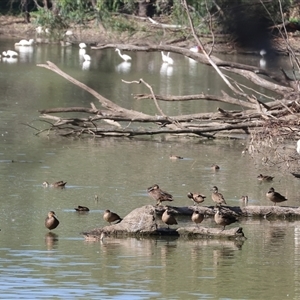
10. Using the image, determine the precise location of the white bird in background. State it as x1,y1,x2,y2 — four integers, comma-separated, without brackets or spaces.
15,39,34,46
79,42,87,49
189,45,201,53
83,53,91,61
65,30,73,36
260,49,266,57
2,50,18,57
161,51,173,65
36,26,44,35
115,48,132,62
296,139,300,154
259,49,267,68
79,48,86,56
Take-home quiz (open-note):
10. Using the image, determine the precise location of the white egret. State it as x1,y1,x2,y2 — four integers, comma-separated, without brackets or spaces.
15,39,34,46
79,42,87,49
65,30,73,36
83,53,91,61
297,139,300,154
260,49,266,57
2,50,18,57
259,49,267,68
115,48,132,62
161,51,173,65
36,26,44,35
79,48,86,56
189,45,201,52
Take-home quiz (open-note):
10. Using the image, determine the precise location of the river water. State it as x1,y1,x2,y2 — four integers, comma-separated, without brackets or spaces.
0,37,299,299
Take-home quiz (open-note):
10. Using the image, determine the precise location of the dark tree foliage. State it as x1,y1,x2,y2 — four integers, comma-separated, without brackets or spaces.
214,0,292,51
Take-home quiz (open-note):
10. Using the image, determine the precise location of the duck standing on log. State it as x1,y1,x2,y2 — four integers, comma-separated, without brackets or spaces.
266,187,287,206
214,206,238,231
147,184,173,206
211,186,227,206
191,210,204,227
187,192,206,205
103,209,122,225
162,207,178,229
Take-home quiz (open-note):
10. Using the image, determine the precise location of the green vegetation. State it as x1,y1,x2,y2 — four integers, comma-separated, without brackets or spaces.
2,0,300,41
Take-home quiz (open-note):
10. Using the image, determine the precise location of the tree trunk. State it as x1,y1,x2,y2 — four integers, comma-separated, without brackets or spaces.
138,0,155,17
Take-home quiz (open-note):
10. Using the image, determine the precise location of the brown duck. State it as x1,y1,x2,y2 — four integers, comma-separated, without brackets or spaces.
214,206,238,230
43,181,67,188
45,211,60,230
161,207,178,228
169,155,184,160
211,186,227,206
147,184,173,206
240,195,249,206
75,205,90,212
103,209,122,224
266,187,287,206
257,174,274,181
211,164,220,170
191,210,204,227
187,192,206,205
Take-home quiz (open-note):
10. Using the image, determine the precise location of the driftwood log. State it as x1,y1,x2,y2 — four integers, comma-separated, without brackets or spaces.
154,204,300,219
83,205,247,241
83,204,300,242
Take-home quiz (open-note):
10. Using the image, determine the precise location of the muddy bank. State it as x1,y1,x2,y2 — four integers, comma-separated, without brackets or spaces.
0,15,240,53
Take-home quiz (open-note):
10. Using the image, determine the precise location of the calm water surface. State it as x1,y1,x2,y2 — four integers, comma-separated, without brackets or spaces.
0,38,299,299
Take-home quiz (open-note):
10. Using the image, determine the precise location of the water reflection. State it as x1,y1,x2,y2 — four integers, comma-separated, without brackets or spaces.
160,62,173,77
45,232,59,250
2,57,18,64
82,60,91,70
115,61,131,73
260,57,267,68
14,45,34,63
188,57,197,74
0,37,300,299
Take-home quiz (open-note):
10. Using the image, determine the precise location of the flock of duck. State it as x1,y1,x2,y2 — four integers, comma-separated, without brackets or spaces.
146,177,287,231
44,138,300,233
43,164,286,233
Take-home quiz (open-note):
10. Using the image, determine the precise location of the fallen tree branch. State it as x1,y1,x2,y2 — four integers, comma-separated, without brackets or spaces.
134,91,257,109
37,61,151,120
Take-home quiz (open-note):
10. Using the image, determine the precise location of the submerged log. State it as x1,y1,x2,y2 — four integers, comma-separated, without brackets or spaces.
177,226,246,241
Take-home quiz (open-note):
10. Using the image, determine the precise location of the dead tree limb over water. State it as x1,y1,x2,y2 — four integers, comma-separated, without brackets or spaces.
34,53,300,142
